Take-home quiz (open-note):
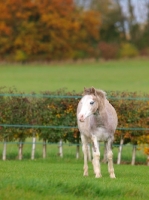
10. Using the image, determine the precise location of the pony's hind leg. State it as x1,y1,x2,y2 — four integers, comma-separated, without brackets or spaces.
106,139,116,178
102,141,108,163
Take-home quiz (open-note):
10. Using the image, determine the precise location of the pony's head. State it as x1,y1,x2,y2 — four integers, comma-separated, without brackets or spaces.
78,87,106,122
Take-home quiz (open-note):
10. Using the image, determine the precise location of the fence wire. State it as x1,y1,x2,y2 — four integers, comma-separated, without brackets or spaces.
0,93,149,101
0,124,149,131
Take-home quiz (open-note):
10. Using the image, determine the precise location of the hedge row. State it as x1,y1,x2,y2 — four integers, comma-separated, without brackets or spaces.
0,88,149,154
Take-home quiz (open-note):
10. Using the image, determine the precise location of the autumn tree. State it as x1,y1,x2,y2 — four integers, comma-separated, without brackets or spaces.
0,0,40,61
85,0,123,42
0,0,101,61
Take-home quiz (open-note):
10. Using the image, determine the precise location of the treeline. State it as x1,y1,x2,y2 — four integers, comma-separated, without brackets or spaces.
0,0,149,62
0,88,149,163
0,0,100,61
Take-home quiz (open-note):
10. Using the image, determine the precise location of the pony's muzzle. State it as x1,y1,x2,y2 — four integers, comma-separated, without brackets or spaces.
79,114,85,122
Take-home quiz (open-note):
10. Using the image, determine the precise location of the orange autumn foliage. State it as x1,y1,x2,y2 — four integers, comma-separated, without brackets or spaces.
0,0,101,61
144,147,149,155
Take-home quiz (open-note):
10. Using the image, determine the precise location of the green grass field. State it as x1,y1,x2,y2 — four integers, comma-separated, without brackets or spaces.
0,156,149,200
0,142,148,199
0,58,149,93
0,58,149,199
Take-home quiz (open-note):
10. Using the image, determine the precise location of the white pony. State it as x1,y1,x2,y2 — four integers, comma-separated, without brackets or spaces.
77,87,118,178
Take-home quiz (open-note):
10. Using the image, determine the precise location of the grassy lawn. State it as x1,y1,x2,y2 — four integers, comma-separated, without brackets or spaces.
0,141,148,200
0,58,149,93
0,155,149,200
0,58,149,199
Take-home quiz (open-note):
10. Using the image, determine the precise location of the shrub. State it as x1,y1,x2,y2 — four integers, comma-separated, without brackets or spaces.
140,48,149,56
119,43,139,58
98,42,119,60
14,50,28,63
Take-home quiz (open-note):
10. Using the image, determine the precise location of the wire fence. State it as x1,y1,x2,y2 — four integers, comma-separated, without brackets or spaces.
0,92,149,140
0,92,149,165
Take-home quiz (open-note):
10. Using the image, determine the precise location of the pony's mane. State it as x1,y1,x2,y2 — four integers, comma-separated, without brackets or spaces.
83,87,106,98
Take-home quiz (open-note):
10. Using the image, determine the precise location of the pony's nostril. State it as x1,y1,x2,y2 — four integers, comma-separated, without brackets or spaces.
79,114,84,121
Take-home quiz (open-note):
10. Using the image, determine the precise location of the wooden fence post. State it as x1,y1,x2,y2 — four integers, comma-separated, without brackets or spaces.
18,140,23,160
76,144,80,159
31,133,36,160
131,145,136,165
117,135,124,164
43,139,47,159
147,155,149,166
58,139,63,157
2,139,7,161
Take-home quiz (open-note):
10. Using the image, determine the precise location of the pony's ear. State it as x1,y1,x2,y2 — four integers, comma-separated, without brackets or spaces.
83,87,91,95
82,87,87,95
91,87,96,95
95,89,106,98
84,87,86,91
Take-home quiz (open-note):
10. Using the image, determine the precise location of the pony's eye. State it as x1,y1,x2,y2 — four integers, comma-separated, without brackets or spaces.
90,101,94,105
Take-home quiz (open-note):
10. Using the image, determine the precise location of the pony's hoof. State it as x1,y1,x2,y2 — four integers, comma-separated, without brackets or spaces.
95,174,102,178
110,173,116,178
83,172,88,176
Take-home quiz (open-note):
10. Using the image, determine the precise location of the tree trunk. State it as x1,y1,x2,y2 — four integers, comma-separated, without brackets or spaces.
128,0,134,22
115,0,127,40
76,144,80,159
2,138,7,161
58,139,63,158
31,133,36,160
43,139,47,159
18,140,23,160
117,136,124,164
147,2,149,24
131,145,136,165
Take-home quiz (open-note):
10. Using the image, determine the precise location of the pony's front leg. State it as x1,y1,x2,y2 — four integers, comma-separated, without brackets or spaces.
81,135,89,176
92,135,102,178
82,143,88,176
